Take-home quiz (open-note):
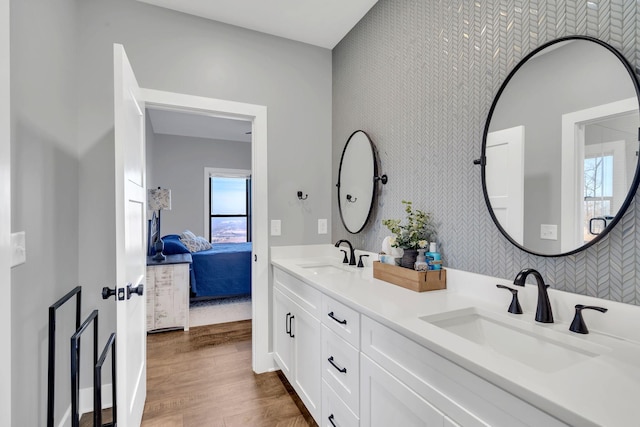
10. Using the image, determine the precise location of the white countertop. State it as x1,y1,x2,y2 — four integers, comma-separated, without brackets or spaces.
271,244,640,427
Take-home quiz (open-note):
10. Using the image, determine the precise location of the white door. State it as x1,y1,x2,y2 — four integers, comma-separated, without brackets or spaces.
292,305,321,422
0,0,10,423
273,287,293,376
486,126,525,244
113,44,147,426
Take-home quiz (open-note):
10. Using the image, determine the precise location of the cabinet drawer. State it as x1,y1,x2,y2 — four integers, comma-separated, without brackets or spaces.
361,354,445,427
274,267,321,319
322,380,359,427
321,294,360,348
321,325,359,414
361,316,567,427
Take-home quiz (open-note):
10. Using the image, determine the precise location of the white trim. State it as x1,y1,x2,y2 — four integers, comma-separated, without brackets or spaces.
140,88,275,373
204,167,252,240
561,97,638,252
0,0,10,423
57,405,71,427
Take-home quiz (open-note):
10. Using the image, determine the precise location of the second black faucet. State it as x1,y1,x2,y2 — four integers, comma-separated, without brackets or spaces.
335,239,356,266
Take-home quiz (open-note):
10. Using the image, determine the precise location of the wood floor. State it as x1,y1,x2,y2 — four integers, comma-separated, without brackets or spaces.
82,320,316,427
143,320,316,426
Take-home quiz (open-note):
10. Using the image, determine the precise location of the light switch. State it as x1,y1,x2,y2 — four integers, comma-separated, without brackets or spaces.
271,220,281,236
11,231,26,267
540,224,557,240
318,219,328,234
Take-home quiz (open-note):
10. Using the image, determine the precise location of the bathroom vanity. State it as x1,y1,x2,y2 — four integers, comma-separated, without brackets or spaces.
271,245,640,427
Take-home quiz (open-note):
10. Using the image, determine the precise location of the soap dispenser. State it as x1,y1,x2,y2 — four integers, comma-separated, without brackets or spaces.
414,249,428,271
426,242,442,270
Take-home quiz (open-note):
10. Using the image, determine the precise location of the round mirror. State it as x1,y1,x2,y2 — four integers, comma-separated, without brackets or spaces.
337,130,382,233
482,36,640,256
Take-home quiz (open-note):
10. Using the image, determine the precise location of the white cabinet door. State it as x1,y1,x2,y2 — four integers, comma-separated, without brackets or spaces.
292,301,322,422
273,287,294,377
361,354,445,427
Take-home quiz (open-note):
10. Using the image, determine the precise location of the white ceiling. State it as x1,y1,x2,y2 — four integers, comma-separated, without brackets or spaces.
137,0,378,49
147,109,252,142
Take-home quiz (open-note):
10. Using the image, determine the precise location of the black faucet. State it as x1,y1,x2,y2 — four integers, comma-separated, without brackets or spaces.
335,240,356,266
513,268,554,323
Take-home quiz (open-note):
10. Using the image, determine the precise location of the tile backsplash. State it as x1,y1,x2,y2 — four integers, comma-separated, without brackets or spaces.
332,0,640,305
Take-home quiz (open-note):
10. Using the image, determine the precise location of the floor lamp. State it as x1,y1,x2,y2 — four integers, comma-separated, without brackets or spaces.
148,187,172,261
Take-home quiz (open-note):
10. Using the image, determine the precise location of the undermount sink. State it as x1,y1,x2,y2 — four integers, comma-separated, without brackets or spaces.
420,307,609,373
296,262,352,275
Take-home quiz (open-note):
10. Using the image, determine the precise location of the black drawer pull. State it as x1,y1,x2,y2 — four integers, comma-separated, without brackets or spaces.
328,311,347,325
288,315,295,338
328,414,337,427
328,356,347,374
285,312,291,335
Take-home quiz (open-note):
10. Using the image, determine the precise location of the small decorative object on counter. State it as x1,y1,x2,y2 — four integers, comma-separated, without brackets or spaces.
426,242,442,270
414,249,428,271
382,200,437,270
373,261,446,292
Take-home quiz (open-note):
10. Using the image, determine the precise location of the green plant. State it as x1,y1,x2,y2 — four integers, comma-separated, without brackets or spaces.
382,200,437,249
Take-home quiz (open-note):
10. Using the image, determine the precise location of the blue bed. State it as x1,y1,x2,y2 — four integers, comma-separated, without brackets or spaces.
155,234,252,299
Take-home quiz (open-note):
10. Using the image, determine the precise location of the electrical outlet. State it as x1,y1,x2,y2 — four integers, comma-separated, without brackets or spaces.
540,224,557,240
271,220,281,236
318,219,328,234
11,231,26,267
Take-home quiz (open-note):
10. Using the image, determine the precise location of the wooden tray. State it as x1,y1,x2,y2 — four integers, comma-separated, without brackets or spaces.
373,261,446,292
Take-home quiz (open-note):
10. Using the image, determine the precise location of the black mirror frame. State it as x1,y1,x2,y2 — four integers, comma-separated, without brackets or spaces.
337,130,382,234
480,35,640,257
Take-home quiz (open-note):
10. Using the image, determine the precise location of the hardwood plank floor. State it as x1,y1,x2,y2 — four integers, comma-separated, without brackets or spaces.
81,320,316,427
153,320,317,426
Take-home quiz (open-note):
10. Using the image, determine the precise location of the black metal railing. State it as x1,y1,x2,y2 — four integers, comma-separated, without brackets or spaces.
48,286,82,427
71,310,99,427
95,333,117,427
48,287,117,427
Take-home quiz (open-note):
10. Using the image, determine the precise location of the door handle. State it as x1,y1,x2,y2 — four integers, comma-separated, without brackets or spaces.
288,315,295,338
126,283,144,299
102,286,125,301
327,356,347,373
102,287,116,300
328,414,337,427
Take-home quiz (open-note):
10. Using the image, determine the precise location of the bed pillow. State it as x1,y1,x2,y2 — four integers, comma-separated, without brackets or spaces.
180,230,197,241
180,235,212,253
149,235,190,255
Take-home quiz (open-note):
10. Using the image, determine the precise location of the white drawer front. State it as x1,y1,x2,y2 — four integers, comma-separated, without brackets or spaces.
361,316,568,427
322,380,359,427
321,325,359,415
274,267,321,319
321,294,360,348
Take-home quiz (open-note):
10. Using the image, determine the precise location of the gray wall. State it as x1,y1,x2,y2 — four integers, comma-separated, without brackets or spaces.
10,0,331,422
149,133,251,237
75,0,331,386
10,0,80,425
333,0,640,305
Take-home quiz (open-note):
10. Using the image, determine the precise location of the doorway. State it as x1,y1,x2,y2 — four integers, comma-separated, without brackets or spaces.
140,88,273,374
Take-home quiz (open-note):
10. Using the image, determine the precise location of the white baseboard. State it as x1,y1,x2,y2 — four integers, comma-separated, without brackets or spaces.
57,405,71,427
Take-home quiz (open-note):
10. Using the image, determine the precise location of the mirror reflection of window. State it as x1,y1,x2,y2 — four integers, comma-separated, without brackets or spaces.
583,154,613,243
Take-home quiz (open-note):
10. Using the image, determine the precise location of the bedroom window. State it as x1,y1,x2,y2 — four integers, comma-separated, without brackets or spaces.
208,171,251,243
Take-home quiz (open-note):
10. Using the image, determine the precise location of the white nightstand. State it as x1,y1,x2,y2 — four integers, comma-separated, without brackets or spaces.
146,253,192,332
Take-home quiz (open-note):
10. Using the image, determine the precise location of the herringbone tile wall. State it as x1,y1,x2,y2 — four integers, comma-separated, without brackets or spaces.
332,0,640,305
